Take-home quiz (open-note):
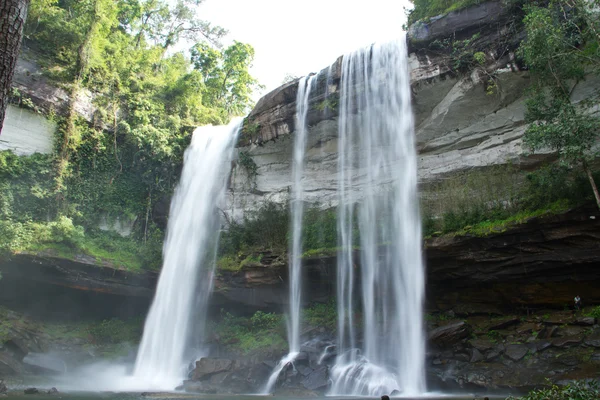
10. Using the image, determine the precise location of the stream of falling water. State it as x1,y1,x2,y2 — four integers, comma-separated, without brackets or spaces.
262,74,318,394
132,119,242,390
330,38,426,396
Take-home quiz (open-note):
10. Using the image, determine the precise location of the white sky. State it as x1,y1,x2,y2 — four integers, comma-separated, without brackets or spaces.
199,0,412,99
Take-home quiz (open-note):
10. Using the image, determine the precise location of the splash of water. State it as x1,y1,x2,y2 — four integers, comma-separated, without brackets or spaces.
262,74,318,394
132,120,242,390
330,38,426,396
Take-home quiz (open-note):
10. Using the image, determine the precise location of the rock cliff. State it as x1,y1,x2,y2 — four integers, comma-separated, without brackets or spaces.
224,0,598,218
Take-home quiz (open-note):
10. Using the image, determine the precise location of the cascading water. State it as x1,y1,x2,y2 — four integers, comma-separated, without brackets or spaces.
330,38,426,396
132,119,242,390
262,74,318,394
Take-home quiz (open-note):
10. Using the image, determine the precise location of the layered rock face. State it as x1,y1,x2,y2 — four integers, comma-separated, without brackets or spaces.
225,0,537,217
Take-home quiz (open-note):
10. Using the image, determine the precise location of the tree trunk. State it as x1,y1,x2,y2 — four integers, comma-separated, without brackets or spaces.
0,0,29,135
583,162,600,211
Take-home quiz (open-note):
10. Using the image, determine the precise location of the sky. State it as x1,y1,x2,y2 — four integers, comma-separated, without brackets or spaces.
198,0,412,99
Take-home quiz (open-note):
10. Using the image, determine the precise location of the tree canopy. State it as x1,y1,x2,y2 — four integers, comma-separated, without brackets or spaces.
0,0,261,268
519,0,600,209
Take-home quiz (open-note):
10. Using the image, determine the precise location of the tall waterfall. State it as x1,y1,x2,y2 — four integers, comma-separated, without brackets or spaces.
133,120,241,389
262,74,318,394
330,38,426,396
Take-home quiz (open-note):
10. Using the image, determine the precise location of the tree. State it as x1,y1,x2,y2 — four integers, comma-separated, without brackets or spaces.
0,0,30,134
191,41,262,116
520,0,600,210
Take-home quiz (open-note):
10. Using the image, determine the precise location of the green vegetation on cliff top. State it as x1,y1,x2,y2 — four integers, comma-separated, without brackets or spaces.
0,0,261,270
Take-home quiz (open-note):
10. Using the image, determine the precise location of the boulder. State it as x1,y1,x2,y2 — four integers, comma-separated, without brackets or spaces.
504,344,528,361
428,321,471,347
584,333,600,348
551,335,583,348
191,358,233,381
0,380,6,394
302,366,329,391
469,348,484,363
469,338,495,352
489,318,520,331
574,317,595,326
47,387,59,394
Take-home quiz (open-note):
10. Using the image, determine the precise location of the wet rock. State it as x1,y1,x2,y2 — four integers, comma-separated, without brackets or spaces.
485,350,500,361
552,335,583,348
555,353,579,366
574,317,595,326
0,381,6,394
489,318,520,331
538,325,558,339
505,344,528,361
428,321,471,347
470,338,495,352
297,365,313,377
469,348,483,363
590,353,600,362
585,333,600,348
517,322,539,334
191,358,233,380
47,387,59,395
24,388,38,394
301,366,328,391
536,341,552,352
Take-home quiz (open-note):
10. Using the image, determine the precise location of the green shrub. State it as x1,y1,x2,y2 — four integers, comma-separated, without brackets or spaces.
506,380,600,400
87,317,143,344
304,300,337,332
587,306,600,320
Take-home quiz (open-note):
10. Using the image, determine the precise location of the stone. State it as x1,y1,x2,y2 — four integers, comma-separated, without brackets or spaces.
469,348,484,363
0,381,6,394
555,353,580,366
551,335,583,348
538,326,558,339
574,317,595,326
485,350,500,361
24,388,38,394
536,341,552,352
47,387,59,395
489,318,520,331
470,338,495,352
517,322,540,334
584,333,600,348
301,366,328,391
191,358,233,381
428,321,471,347
297,365,313,377
505,344,528,361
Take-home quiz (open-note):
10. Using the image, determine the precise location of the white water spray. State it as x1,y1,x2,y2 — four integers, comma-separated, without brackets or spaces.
262,74,318,394
330,38,426,396
132,120,241,390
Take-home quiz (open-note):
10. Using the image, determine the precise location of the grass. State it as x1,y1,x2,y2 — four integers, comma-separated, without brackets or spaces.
446,200,571,238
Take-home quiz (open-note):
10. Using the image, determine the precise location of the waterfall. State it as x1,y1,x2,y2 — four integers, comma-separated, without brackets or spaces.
262,74,318,394
330,38,426,396
132,119,241,390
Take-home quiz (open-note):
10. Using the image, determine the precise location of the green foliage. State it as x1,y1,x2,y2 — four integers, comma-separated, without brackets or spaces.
191,41,262,117
506,380,600,400
304,300,337,332
210,310,286,356
219,201,290,255
587,306,600,320
238,151,258,180
519,1,600,207
422,164,597,237
2,0,262,270
250,310,280,330
407,0,483,25
87,317,143,344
